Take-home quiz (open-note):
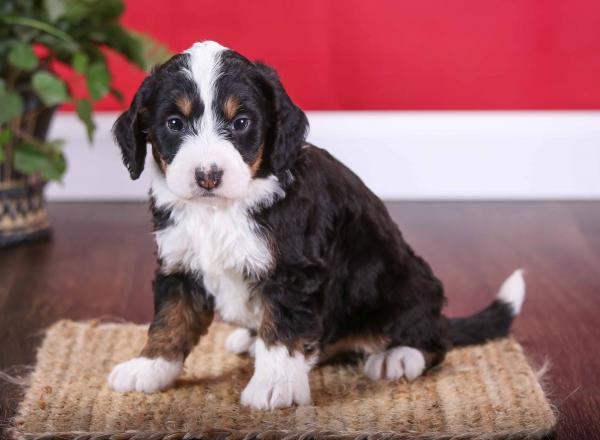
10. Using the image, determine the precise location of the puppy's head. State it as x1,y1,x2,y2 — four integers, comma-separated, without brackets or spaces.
113,41,308,201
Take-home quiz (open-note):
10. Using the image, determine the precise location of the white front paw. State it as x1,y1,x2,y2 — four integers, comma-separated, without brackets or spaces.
225,328,256,355
240,339,313,410
108,357,182,393
241,370,311,410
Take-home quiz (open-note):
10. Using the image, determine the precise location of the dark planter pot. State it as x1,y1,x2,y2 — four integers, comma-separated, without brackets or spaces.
0,178,51,247
0,93,55,247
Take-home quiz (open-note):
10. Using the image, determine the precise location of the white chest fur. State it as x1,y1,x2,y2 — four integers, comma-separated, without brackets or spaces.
154,201,272,329
150,164,284,329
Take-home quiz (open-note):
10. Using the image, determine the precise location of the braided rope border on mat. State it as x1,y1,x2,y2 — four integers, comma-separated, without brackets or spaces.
9,427,556,440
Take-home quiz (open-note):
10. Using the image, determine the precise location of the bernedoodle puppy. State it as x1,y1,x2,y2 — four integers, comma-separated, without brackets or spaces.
109,41,525,410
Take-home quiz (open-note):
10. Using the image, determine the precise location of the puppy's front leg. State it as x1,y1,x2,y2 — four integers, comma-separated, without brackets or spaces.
108,273,214,393
241,305,319,410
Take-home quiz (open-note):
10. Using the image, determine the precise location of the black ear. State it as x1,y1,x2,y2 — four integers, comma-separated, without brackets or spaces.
256,62,309,174
112,77,153,180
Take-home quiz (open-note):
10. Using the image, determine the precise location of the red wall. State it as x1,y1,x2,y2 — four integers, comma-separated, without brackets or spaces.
91,0,600,111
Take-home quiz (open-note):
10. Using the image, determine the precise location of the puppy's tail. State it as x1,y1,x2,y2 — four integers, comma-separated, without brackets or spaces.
448,269,526,347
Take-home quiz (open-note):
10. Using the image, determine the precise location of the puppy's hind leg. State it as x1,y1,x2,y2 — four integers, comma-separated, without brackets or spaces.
364,316,449,381
108,273,214,393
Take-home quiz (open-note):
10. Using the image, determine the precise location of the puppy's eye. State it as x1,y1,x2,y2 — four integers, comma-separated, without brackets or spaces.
166,117,184,132
232,117,250,131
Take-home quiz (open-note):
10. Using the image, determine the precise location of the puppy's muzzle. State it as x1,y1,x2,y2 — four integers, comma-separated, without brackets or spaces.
195,165,223,190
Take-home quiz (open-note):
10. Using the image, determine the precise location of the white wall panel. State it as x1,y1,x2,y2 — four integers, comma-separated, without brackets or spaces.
46,111,600,200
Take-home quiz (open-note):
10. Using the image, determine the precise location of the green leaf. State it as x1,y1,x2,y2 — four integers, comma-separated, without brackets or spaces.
0,128,9,162
96,0,125,19
63,0,124,21
32,71,69,106
46,139,66,153
0,91,23,123
0,128,12,146
86,61,110,100
14,142,67,181
44,0,66,22
101,26,172,72
61,1,88,21
49,153,68,181
139,35,172,71
72,52,89,74
76,99,95,143
8,42,39,71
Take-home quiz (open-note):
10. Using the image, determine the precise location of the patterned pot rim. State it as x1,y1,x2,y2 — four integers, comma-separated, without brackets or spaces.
0,178,51,247
0,177,46,194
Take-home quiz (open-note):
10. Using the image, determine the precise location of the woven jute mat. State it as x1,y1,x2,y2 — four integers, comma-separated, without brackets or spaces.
10,320,556,440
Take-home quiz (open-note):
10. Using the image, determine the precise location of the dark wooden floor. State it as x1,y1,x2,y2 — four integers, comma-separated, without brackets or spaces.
1,201,599,439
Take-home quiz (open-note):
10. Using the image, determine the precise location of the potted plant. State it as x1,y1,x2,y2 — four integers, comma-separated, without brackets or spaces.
0,0,169,246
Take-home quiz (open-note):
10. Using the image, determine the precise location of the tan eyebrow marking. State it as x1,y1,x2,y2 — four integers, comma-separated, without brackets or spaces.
176,96,193,117
223,95,241,120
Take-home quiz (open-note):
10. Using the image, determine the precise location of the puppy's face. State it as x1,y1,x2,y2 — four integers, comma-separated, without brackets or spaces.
114,41,308,202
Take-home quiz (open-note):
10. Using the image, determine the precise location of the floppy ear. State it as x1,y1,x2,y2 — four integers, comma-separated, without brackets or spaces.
112,77,153,180
255,63,309,174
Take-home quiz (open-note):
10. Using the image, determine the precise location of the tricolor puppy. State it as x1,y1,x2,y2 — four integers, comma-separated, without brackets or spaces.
108,41,526,410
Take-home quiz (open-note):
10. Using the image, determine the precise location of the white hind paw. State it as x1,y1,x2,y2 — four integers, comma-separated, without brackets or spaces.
364,346,426,381
225,328,256,355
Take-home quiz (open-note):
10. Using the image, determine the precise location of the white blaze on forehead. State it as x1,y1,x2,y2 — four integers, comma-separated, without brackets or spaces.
184,40,228,130
185,41,228,79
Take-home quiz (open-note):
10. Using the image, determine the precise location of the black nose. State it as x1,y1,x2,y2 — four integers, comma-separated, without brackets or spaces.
195,165,223,190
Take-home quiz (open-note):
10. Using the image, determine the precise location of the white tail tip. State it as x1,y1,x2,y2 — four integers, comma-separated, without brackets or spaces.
496,269,526,315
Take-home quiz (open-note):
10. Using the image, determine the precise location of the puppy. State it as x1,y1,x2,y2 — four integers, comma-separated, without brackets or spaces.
108,41,525,410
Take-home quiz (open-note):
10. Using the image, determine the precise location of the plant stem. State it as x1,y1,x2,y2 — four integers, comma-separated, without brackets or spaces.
1,16,79,50
0,126,5,183
24,110,44,184
3,120,19,183
6,66,22,91
11,122,46,150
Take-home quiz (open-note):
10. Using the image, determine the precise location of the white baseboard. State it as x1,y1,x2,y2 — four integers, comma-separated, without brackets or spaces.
45,111,600,200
